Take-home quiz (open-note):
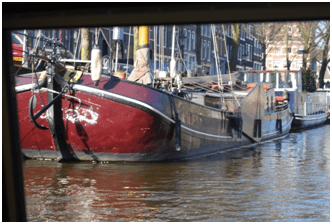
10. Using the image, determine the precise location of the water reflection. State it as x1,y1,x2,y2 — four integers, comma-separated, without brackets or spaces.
23,125,330,222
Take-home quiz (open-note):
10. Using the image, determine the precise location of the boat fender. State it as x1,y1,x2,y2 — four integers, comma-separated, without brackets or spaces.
28,95,49,130
91,45,102,86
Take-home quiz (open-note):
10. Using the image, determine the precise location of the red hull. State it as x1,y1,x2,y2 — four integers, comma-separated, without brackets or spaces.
18,90,174,161
63,92,172,154
17,90,55,152
16,74,252,162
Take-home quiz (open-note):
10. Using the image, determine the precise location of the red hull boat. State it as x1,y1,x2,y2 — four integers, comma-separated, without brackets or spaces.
13,26,294,163
16,69,293,162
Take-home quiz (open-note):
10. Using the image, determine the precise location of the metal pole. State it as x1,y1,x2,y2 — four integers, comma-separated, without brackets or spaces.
170,25,176,78
22,30,28,68
113,26,120,73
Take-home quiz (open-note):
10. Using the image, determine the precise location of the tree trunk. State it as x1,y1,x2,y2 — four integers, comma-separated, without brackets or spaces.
230,24,240,72
262,44,266,70
319,58,329,88
319,34,330,88
285,31,290,70
81,28,90,60
302,53,308,69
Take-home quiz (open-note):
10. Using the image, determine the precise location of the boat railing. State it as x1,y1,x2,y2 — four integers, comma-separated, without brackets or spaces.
275,102,289,111
243,70,302,92
297,101,327,115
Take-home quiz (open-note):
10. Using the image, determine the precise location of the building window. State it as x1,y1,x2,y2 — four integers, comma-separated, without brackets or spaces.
254,39,257,56
184,28,187,50
219,35,223,56
188,30,191,50
249,25,253,40
208,41,211,61
204,40,207,59
175,31,178,50
246,43,249,59
296,60,302,69
201,39,204,60
192,31,195,50
273,60,282,69
287,47,291,53
247,44,249,61
288,26,292,33
298,47,304,54
188,56,192,70
184,55,188,70
227,24,231,37
164,26,167,48
250,45,253,61
246,44,248,61
227,44,232,59
241,44,244,60
156,26,160,46
240,26,244,40
275,47,281,54
201,25,204,35
288,35,292,41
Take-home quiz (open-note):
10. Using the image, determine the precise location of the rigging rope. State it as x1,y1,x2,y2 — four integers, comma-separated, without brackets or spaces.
221,24,241,108
99,28,112,53
32,29,42,53
222,25,231,76
211,24,223,91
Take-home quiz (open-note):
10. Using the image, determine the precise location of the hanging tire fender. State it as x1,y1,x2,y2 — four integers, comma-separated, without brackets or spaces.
29,95,49,130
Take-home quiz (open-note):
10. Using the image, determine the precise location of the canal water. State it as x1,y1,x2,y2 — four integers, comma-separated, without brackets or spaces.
23,125,330,222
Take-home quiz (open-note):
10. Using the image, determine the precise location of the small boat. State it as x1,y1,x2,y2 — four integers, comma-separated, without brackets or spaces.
271,71,328,130
15,27,293,162
243,70,329,130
